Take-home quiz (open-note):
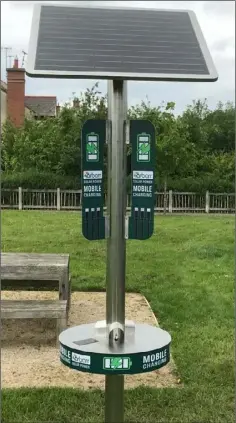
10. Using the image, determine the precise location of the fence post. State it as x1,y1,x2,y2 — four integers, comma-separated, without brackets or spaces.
168,190,173,213
18,187,22,210
79,189,82,208
205,191,210,213
57,188,61,211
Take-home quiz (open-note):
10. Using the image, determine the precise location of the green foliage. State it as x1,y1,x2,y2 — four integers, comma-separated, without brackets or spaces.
181,99,210,151
129,101,197,187
1,83,107,178
1,83,235,192
167,175,234,193
1,170,79,189
204,101,235,153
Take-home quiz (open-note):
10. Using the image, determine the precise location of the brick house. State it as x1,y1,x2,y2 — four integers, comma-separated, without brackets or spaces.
1,58,58,127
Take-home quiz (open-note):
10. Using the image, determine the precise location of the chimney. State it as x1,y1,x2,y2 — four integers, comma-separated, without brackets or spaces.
13,57,19,69
73,98,80,109
7,56,25,127
56,103,61,115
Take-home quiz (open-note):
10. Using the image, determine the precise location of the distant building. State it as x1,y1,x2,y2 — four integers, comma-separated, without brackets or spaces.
24,96,57,119
1,57,58,127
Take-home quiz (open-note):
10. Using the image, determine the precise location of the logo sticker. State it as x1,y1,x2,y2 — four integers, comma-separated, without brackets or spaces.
137,134,150,162
71,352,91,366
83,170,102,180
133,171,153,180
103,357,132,370
86,133,99,162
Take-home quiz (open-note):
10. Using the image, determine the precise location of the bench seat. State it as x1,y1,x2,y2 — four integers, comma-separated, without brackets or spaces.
1,300,67,319
1,300,67,339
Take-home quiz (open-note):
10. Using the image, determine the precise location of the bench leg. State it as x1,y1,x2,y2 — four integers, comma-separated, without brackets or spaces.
59,272,71,317
66,276,72,318
59,269,70,300
59,277,66,301
57,316,67,344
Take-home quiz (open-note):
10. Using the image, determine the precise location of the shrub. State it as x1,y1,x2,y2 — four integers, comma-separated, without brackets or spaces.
2,171,80,190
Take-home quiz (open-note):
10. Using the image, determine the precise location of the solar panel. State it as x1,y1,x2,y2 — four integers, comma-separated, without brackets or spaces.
26,4,218,81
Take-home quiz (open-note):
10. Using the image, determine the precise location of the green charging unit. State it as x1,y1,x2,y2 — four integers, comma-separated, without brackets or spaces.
129,120,156,240
81,119,156,241
81,119,106,240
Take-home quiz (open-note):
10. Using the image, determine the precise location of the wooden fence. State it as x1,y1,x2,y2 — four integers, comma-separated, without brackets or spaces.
1,188,235,213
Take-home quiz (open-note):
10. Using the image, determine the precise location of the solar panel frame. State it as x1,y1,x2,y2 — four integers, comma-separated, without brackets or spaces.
26,3,218,82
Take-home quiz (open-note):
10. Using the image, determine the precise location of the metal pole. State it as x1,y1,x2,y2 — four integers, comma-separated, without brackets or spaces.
105,80,127,423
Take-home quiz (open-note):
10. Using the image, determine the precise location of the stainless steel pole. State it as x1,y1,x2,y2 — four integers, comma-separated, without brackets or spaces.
105,80,127,423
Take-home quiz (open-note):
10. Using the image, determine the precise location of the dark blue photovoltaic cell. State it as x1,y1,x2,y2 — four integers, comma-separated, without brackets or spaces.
33,6,210,76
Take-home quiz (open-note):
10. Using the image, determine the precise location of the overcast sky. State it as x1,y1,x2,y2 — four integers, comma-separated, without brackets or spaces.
1,0,235,114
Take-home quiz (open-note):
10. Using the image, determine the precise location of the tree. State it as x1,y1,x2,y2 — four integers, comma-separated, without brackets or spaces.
1,88,235,193
129,100,198,209
1,83,107,180
129,100,198,180
180,99,210,152
204,101,235,153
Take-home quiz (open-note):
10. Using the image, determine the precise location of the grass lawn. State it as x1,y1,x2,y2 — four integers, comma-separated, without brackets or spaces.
2,211,234,423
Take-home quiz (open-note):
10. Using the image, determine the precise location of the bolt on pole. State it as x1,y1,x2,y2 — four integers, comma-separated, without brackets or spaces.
105,80,128,423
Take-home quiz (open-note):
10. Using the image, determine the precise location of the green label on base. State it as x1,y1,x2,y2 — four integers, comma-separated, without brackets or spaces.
59,343,170,375
103,357,132,370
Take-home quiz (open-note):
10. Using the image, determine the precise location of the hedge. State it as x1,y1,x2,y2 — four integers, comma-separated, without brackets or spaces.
1,171,234,193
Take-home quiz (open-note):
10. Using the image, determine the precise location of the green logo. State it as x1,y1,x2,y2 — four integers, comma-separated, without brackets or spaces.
103,357,132,370
137,134,150,162
86,133,99,162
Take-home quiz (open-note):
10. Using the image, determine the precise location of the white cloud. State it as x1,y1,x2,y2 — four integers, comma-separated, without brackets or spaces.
1,1,235,114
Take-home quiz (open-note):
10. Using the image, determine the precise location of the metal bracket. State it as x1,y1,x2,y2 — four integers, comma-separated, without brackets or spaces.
106,119,112,144
124,120,130,144
94,319,135,342
125,216,129,239
108,321,125,345
105,215,110,238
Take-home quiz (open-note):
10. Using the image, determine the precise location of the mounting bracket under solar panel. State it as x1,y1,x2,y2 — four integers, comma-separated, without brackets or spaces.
26,4,218,81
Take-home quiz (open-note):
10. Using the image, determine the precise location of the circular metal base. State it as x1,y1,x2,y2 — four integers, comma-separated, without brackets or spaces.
59,323,171,375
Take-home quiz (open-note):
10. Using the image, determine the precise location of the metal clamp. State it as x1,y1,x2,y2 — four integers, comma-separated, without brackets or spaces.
105,215,110,238
125,216,129,239
108,321,125,345
124,119,130,144
106,119,112,144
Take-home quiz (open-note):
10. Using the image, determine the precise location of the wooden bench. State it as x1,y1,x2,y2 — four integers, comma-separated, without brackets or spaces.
1,300,67,336
1,253,71,313
1,253,71,340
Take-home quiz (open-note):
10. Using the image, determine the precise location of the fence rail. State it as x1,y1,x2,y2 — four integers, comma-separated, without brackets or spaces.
1,188,235,214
